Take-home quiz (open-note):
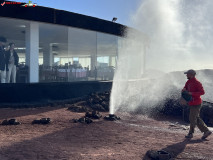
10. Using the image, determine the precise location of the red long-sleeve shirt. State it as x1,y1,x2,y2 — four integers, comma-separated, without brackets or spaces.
183,77,205,106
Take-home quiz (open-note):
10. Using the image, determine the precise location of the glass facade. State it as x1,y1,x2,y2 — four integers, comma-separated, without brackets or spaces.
97,33,117,80
0,17,120,83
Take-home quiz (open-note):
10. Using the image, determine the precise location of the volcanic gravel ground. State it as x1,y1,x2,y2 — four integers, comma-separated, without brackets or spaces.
0,107,212,160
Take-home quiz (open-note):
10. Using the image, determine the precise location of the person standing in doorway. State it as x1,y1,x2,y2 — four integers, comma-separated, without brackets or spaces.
0,36,8,83
182,69,212,139
6,43,19,83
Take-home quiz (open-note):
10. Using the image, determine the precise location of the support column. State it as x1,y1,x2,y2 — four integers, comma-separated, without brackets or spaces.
91,55,97,70
109,56,112,66
68,28,73,66
25,22,39,83
90,32,98,71
43,44,53,67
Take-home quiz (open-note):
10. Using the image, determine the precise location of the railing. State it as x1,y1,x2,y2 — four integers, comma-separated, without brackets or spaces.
39,66,89,82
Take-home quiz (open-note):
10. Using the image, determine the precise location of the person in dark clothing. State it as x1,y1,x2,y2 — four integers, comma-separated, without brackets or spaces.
5,43,19,83
0,36,8,83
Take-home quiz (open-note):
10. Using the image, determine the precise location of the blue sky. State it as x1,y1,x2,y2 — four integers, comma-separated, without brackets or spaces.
11,0,141,26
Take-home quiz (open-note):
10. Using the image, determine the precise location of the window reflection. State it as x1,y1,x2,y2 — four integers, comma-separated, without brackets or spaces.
96,33,118,80
0,17,120,83
0,17,29,83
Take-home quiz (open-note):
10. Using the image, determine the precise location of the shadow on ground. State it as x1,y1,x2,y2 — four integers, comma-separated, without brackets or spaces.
0,121,122,160
143,138,205,160
0,107,65,120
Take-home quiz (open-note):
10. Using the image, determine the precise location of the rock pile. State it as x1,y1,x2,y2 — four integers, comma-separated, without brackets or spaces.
145,150,171,160
72,111,102,124
72,117,93,124
85,111,102,119
104,114,121,121
200,102,213,125
32,118,51,125
66,90,213,126
155,96,213,126
157,98,182,116
67,91,110,112
1,119,21,125
67,101,90,113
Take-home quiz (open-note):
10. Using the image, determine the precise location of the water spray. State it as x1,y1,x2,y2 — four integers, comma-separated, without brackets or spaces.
109,0,213,115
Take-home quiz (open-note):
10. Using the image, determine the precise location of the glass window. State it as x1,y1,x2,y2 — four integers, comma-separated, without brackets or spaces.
68,27,96,81
0,17,30,83
97,33,118,80
39,22,68,82
0,17,122,83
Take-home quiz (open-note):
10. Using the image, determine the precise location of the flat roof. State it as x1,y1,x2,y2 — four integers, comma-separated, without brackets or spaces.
0,2,126,37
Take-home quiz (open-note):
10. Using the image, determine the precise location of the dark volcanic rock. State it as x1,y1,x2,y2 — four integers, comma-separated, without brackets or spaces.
85,111,102,119
67,90,213,126
91,104,106,112
67,104,91,112
101,101,109,110
1,119,21,125
1,120,9,125
67,92,110,113
154,96,213,126
199,101,213,125
159,98,183,116
32,118,51,125
72,111,102,124
145,150,171,160
32,119,41,124
72,117,93,124
104,114,121,121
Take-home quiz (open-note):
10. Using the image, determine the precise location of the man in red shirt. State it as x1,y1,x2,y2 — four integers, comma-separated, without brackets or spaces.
182,69,212,139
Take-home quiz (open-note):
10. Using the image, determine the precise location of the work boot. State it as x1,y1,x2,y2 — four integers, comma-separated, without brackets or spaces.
185,133,193,138
201,130,212,140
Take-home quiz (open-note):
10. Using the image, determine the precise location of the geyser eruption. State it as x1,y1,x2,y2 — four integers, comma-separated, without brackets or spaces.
110,0,213,115
109,31,148,115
